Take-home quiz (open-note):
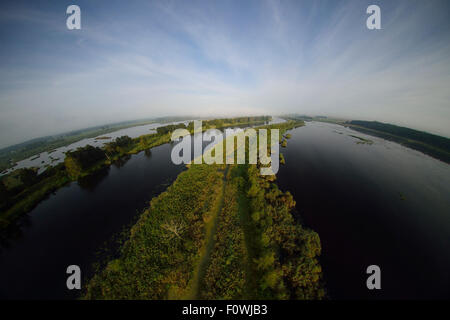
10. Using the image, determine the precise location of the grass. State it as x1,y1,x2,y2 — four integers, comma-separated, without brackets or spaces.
185,166,228,299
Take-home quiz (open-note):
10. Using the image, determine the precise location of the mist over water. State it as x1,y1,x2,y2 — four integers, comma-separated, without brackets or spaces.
277,122,450,299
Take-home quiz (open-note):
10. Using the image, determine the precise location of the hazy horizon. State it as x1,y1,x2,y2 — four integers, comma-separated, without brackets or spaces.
1,0,450,148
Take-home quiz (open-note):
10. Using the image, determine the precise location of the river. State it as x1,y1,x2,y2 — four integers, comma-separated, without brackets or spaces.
277,121,450,299
0,142,185,299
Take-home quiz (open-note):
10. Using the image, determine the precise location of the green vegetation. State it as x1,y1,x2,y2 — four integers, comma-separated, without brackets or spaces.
0,165,70,232
200,116,271,130
244,165,324,299
280,153,285,165
84,163,226,299
0,118,159,172
84,162,324,299
347,120,450,163
199,167,246,299
156,123,188,135
84,119,324,300
65,146,107,179
348,135,373,145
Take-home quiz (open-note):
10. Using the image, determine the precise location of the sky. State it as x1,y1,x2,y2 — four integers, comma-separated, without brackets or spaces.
0,0,449,148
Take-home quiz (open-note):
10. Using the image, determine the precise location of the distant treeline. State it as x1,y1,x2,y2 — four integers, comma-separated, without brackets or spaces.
156,123,187,135
202,116,271,129
156,116,272,135
0,119,158,172
348,120,450,163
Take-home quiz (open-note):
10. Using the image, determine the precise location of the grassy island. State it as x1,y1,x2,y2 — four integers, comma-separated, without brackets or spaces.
84,119,325,300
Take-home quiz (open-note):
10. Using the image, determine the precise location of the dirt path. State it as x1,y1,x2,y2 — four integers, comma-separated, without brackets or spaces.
184,166,229,299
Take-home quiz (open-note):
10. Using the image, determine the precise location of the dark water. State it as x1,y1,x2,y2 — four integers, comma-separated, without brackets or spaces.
277,122,450,299
0,143,185,299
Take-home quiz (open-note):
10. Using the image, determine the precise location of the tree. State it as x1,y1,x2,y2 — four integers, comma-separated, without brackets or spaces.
161,219,186,240
65,145,106,179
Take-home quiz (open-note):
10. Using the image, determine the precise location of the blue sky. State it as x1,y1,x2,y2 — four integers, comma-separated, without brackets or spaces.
0,0,449,148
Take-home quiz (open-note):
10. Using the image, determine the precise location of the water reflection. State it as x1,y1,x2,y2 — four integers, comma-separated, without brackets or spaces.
112,154,132,169
0,143,185,299
277,121,450,299
77,167,110,191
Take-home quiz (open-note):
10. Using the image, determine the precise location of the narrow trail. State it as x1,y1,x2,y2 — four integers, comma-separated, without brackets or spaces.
185,166,229,299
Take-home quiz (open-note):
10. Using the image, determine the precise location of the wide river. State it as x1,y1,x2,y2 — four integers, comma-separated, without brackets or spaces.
277,121,450,299
0,120,448,299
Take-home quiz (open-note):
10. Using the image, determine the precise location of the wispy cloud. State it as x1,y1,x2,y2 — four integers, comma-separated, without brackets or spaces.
0,0,449,148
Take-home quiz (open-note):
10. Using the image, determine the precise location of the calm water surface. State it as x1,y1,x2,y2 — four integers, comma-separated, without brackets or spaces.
0,143,185,299
277,121,450,299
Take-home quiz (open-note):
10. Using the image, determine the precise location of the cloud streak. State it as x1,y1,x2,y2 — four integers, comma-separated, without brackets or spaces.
0,0,449,148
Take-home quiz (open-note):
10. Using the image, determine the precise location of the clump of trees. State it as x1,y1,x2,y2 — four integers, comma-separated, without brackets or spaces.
104,136,133,158
0,168,38,213
65,145,106,179
156,123,187,135
244,164,324,299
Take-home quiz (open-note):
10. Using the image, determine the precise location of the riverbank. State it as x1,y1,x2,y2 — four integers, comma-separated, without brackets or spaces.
286,115,450,164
